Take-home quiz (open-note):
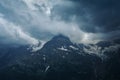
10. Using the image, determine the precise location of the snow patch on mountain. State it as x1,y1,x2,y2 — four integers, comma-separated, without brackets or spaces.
83,44,105,58
69,45,79,50
103,44,120,53
45,65,50,72
83,44,120,60
84,45,101,54
58,46,68,51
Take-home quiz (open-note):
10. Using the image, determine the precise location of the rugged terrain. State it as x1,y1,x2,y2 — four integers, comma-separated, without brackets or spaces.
0,35,120,80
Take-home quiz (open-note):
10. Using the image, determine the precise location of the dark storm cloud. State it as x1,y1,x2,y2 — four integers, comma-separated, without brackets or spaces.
0,0,119,45
52,0,120,33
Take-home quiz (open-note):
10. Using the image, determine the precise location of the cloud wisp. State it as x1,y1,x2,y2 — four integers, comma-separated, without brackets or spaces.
0,15,39,45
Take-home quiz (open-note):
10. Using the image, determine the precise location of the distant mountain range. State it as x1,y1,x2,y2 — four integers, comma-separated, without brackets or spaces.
0,35,120,80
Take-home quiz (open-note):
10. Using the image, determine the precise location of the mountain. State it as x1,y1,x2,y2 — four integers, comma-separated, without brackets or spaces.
0,35,120,80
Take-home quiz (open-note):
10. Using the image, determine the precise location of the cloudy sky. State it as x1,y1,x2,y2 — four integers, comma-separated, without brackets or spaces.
0,0,120,45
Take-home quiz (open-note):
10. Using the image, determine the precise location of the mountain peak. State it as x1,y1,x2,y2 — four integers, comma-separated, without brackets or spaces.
41,35,73,51
52,34,70,41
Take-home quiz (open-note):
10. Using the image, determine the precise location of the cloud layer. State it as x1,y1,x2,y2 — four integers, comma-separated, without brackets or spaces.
0,0,120,44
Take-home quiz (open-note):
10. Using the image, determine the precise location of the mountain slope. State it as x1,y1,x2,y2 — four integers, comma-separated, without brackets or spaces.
0,35,120,80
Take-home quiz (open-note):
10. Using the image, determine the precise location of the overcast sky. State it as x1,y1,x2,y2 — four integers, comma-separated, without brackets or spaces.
0,0,120,45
